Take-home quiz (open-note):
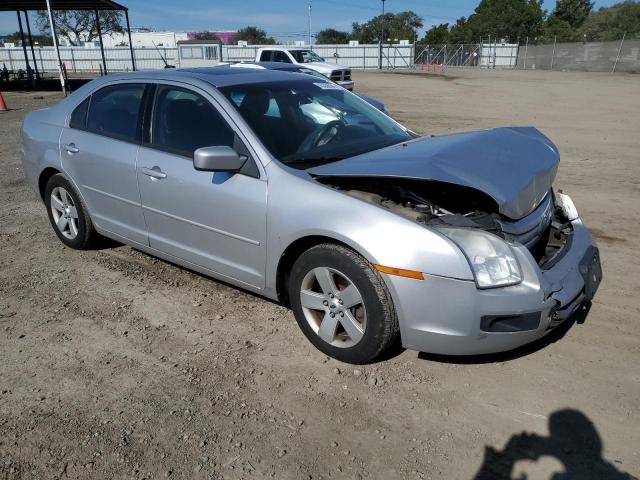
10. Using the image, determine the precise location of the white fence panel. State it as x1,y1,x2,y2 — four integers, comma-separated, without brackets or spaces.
479,43,519,68
0,44,415,72
222,44,414,69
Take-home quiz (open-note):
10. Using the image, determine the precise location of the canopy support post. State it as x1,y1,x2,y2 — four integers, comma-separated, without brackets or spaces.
94,9,108,75
16,10,34,87
124,9,136,71
45,0,66,95
23,10,41,82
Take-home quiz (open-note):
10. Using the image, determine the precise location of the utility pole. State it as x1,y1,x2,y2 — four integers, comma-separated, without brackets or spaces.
307,0,312,46
378,0,386,69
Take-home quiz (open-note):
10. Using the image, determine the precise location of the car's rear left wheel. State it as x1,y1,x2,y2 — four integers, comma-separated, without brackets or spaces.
289,243,399,364
45,174,97,249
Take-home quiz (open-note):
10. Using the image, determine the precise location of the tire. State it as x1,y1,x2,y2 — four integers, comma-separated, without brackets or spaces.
289,243,399,364
44,174,97,249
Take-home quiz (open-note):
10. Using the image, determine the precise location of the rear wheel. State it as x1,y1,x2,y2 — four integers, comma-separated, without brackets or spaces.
289,243,398,364
44,174,97,249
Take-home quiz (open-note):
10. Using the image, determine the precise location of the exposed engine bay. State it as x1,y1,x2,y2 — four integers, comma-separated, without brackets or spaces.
318,176,573,269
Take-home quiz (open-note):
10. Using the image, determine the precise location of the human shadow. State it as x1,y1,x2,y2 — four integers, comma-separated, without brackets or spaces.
473,409,637,480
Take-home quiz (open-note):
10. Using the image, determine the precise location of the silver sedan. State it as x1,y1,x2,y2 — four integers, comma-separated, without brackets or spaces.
21,68,601,364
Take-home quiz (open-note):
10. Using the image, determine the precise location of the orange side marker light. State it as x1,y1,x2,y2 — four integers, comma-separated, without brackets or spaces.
373,264,424,280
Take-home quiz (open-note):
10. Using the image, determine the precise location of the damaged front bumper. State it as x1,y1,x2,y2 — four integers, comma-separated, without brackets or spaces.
384,200,602,356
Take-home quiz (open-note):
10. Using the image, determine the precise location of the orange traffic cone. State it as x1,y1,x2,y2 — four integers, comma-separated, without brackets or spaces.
0,91,7,112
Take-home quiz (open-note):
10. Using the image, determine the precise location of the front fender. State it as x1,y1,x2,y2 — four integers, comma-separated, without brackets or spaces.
264,163,473,295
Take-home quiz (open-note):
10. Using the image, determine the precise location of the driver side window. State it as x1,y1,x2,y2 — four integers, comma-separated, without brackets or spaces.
151,86,235,157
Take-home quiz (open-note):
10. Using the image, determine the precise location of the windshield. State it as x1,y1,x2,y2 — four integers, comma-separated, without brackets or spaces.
220,80,411,169
289,50,325,63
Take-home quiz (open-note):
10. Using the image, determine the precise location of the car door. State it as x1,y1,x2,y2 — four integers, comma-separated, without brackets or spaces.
136,83,267,288
60,82,148,245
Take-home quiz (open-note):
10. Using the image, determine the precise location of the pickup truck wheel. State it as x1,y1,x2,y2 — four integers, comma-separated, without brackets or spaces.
45,174,97,250
289,243,399,364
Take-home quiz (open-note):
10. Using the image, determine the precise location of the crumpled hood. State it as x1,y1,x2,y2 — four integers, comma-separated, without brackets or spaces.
308,127,559,219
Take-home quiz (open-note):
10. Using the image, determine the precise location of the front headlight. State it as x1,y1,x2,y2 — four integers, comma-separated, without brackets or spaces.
438,228,522,289
556,191,579,221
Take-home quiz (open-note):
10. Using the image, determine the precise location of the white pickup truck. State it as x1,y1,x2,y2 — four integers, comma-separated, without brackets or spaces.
255,47,354,90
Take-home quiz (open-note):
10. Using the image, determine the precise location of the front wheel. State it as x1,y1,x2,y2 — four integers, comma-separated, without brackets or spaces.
288,243,399,364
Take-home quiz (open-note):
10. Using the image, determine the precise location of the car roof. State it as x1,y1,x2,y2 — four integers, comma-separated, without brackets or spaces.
260,47,307,50
93,66,319,88
251,61,304,71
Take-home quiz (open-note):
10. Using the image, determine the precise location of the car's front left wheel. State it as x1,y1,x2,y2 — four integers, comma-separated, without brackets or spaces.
44,174,97,249
289,243,399,364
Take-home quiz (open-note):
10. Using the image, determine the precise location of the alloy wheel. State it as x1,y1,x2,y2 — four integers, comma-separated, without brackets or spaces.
50,186,79,240
299,267,367,348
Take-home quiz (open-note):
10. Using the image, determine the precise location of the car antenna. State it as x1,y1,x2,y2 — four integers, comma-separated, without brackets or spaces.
151,41,171,68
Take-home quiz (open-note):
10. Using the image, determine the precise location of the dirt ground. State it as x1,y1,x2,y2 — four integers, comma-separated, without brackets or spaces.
1,69,639,480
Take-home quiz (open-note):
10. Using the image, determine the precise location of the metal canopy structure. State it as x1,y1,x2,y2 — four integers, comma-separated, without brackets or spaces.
0,0,126,10
0,0,136,93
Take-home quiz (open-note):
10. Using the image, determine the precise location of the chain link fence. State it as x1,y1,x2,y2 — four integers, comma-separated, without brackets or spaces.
2,38,638,76
518,38,640,73
415,44,481,67
414,43,519,68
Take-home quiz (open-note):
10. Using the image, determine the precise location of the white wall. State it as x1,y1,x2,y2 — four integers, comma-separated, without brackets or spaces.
102,31,189,48
59,31,189,48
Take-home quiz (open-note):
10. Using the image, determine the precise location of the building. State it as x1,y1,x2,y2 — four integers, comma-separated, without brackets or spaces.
58,30,237,48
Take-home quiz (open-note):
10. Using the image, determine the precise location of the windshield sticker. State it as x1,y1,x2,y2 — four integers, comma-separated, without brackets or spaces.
314,82,343,90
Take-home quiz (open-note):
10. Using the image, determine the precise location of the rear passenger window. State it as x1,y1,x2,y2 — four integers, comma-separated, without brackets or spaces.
273,51,291,63
69,97,90,129
86,84,145,142
151,86,234,157
259,50,272,61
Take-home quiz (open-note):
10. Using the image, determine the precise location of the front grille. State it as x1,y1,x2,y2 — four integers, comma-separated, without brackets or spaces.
499,192,554,248
330,70,351,81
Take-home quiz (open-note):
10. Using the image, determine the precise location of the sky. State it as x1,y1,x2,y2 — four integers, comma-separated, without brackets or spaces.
0,0,624,40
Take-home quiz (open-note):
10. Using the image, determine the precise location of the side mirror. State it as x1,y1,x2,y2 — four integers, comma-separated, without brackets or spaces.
193,146,247,173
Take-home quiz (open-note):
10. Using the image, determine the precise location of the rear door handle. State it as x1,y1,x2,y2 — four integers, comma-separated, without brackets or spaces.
63,143,79,154
141,166,167,179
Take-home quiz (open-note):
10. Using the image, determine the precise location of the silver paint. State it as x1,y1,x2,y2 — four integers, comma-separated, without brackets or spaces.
308,126,559,220
21,68,598,356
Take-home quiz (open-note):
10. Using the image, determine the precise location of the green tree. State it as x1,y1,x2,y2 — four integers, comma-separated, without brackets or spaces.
550,0,594,29
456,0,545,43
35,10,124,46
449,17,475,43
542,16,579,42
421,23,450,44
233,26,276,45
316,28,349,44
192,31,222,42
579,1,640,41
5,31,53,46
351,11,423,43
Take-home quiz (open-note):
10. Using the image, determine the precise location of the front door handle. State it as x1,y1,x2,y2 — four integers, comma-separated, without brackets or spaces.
141,166,167,179
63,143,79,154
